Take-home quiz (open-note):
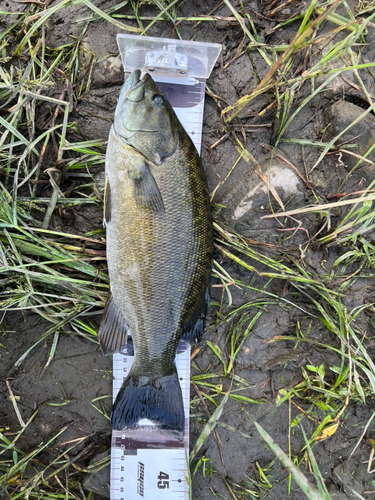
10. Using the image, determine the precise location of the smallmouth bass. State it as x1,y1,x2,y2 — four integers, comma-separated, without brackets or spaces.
99,70,213,439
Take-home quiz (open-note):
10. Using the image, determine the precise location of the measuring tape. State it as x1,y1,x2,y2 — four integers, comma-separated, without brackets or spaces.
110,34,221,500
111,342,190,500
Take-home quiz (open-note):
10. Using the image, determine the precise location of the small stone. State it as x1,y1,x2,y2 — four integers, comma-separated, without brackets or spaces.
92,56,124,88
83,451,110,499
219,158,304,224
324,99,375,175
333,463,364,497
232,163,302,220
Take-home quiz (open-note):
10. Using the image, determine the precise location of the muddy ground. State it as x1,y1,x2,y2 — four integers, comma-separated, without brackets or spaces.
1,0,375,499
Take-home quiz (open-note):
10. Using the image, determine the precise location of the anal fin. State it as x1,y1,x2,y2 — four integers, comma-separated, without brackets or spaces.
180,288,210,345
99,291,129,355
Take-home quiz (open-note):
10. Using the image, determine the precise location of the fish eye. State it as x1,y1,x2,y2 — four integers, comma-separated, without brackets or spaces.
152,94,164,106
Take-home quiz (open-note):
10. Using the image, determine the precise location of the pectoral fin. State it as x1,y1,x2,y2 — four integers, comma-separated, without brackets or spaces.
99,291,129,355
104,176,111,226
129,161,164,214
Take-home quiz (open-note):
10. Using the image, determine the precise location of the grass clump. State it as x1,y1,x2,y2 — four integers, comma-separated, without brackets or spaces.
0,5,112,498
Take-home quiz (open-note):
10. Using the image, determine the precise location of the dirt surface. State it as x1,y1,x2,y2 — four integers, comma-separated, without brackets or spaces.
2,0,375,499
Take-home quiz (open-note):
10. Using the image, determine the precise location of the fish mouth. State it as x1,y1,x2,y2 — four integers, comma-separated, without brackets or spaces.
122,69,141,94
125,71,151,102
114,70,158,137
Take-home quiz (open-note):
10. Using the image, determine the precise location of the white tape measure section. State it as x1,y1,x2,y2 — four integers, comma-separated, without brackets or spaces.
157,79,205,154
110,448,188,500
111,342,190,500
174,96,204,154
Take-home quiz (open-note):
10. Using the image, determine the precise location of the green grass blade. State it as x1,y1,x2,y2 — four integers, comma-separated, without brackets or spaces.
251,419,330,500
190,391,229,462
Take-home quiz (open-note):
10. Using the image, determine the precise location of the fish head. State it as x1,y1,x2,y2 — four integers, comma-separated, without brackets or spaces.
114,70,178,164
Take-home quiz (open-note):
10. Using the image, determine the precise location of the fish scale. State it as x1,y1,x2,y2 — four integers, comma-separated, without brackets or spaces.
105,34,221,500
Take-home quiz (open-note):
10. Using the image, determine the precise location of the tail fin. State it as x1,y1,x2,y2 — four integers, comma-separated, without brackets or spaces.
111,365,184,440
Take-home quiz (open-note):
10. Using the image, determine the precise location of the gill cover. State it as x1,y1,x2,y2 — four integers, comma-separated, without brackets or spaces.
114,71,179,165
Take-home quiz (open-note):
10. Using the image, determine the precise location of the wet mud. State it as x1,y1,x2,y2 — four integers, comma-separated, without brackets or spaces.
1,0,375,499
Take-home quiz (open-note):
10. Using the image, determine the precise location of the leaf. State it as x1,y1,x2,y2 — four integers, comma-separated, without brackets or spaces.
301,426,332,498
353,366,366,404
314,421,340,442
317,364,325,379
291,413,305,428
306,364,318,372
190,391,229,462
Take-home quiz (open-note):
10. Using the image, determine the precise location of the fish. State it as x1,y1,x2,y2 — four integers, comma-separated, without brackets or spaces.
99,69,213,439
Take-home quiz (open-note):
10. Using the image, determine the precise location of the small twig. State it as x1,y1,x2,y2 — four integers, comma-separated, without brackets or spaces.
192,0,224,28
191,347,200,361
269,0,295,18
208,132,230,151
54,475,80,500
337,148,375,166
327,189,375,199
368,448,375,473
6,379,25,427
261,193,375,219
223,477,239,500
223,35,246,70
